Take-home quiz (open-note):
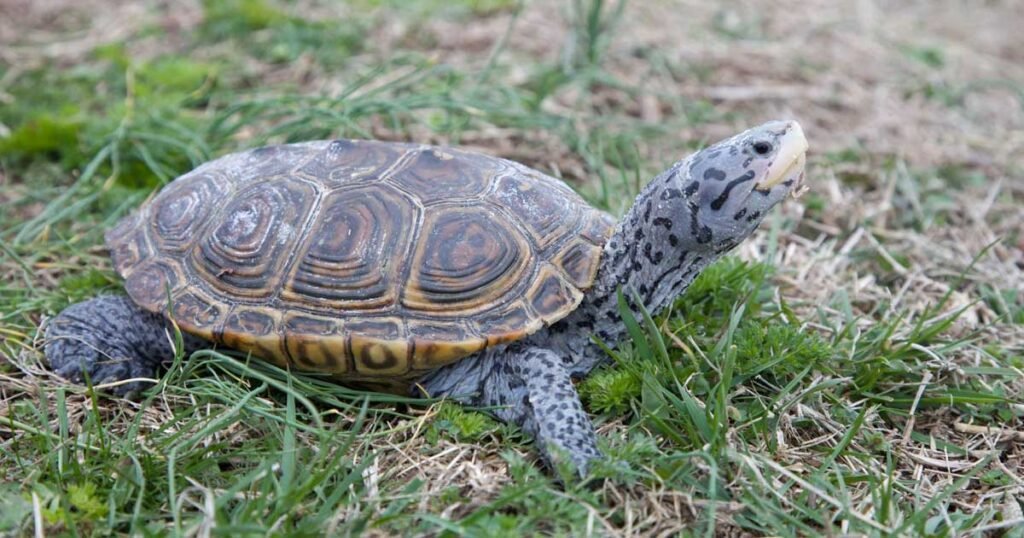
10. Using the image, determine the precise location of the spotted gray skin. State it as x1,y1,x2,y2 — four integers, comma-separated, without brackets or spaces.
45,295,205,395
418,120,808,472
45,120,807,475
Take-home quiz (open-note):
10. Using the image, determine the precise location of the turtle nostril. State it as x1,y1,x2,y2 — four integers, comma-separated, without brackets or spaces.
752,141,772,155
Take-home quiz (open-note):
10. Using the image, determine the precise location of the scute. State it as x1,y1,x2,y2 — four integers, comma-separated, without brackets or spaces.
107,139,615,390
403,205,531,313
282,184,416,309
492,174,580,249
389,148,496,203
191,179,316,298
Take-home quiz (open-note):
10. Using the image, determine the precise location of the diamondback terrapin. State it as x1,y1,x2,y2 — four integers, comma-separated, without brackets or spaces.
46,120,808,473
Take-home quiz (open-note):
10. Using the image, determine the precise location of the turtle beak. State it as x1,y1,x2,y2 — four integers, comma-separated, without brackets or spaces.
755,121,808,192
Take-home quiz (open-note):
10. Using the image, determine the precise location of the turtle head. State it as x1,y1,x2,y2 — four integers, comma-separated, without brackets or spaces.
585,121,808,342
676,120,808,251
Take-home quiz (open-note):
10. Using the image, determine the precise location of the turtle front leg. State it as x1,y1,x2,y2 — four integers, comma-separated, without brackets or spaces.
421,345,602,474
509,347,603,474
45,295,204,396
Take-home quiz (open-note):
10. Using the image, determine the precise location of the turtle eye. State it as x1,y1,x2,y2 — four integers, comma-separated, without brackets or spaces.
752,140,773,155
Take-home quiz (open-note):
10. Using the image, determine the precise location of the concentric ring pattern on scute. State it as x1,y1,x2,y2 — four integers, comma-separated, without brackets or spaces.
107,139,613,388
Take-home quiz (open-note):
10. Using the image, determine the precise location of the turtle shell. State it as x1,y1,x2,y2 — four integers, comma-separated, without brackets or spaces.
107,140,614,388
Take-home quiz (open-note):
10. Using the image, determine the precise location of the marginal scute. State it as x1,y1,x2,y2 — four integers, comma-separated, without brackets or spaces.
580,212,616,246
108,220,150,276
408,322,486,368
476,300,537,347
170,290,224,338
106,139,612,388
554,239,604,289
346,318,409,375
283,313,346,372
527,264,581,325
124,260,179,312
220,308,286,366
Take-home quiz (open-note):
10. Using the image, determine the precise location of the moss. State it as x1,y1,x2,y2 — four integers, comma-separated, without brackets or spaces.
426,401,500,443
578,366,641,416
136,57,217,96
202,0,289,34
0,114,84,162
200,0,364,64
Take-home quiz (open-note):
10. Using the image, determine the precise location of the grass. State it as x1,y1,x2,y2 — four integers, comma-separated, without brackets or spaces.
2,0,1023,535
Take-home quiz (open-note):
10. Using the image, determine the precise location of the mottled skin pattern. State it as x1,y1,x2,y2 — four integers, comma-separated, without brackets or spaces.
46,295,205,392
46,121,807,475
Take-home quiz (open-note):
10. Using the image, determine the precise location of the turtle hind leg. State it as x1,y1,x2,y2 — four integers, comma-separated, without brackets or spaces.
44,295,204,396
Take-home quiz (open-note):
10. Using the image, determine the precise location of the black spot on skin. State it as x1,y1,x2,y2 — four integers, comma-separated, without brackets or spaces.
668,234,679,246
746,210,761,222
638,284,648,296
645,250,700,303
684,181,699,197
633,261,642,272
643,243,663,264
653,217,673,229
743,156,754,168
710,170,757,211
703,168,726,181
688,201,701,239
660,188,683,201
643,200,652,221
733,208,747,221
783,179,795,187
634,228,644,241
696,225,712,244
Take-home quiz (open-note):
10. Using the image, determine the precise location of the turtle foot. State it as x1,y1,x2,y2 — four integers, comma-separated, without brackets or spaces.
44,295,200,396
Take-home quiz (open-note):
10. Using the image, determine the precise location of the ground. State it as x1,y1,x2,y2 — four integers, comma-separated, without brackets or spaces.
1,0,1023,536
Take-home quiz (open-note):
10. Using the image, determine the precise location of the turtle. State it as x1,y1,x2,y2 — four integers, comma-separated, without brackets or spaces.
45,120,808,474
